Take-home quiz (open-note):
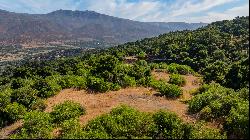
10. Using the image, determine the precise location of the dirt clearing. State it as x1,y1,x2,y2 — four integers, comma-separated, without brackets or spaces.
45,87,196,125
1,71,203,138
45,71,202,125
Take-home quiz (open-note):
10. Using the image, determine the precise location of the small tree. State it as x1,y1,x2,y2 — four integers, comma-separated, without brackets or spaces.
168,74,186,86
50,101,86,124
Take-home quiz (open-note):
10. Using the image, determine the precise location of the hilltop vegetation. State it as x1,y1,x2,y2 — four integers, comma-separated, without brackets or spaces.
0,16,249,139
108,16,249,89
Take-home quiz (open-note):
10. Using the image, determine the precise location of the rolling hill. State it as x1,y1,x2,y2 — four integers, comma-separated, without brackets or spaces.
0,9,207,45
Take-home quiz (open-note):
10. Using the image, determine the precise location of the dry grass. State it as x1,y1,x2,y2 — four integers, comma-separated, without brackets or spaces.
45,87,196,125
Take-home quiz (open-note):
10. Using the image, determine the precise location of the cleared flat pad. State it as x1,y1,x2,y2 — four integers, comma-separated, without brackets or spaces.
45,87,196,125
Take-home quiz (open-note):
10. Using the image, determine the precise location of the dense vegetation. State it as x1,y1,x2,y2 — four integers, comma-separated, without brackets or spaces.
10,104,226,139
188,83,249,138
107,16,249,90
0,16,249,139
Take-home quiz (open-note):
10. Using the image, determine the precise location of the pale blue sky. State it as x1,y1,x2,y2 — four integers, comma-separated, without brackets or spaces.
0,0,248,23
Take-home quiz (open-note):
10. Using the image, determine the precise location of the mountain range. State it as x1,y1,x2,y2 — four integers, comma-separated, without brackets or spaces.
0,9,207,46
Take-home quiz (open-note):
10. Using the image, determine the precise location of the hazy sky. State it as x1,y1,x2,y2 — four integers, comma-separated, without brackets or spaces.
0,0,249,23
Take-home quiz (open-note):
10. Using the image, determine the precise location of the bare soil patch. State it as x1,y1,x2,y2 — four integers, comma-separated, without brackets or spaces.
0,120,22,139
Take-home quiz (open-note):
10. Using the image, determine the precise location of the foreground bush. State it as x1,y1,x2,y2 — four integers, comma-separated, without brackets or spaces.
189,122,226,139
84,105,153,139
168,74,186,86
50,101,85,124
9,105,226,139
150,111,188,139
59,119,86,139
188,83,249,139
10,111,53,139
78,106,225,139
224,102,249,139
3,102,27,122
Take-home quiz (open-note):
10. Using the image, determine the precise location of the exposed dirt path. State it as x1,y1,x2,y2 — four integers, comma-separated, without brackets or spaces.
0,120,22,139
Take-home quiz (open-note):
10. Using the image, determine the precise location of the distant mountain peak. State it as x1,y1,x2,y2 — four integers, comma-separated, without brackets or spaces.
0,9,10,13
47,9,101,17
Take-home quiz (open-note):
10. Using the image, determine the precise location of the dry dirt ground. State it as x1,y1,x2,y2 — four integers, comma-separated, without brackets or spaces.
0,71,206,138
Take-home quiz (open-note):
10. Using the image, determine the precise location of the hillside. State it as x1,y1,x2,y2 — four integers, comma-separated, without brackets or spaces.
0,17,248,139
0,9,207,45
108,16,249,89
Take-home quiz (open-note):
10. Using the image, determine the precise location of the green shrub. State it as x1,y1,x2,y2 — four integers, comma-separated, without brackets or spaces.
59,75,87,89
137,76,154,87
174,64,194,75
0,77,11,86
0,86,12,110
130,60,151,79
191,83,220,95
137,51,147,59
189,122,226,139
168,74,186,86
224,102,249,139
188,83,249,139
237,88,249,100
33,77,61,98
110,83,122,91
167,63,194,75
167,65,178,74
150,111,188,139
87,76,112,92
50,101,85,124
11,86,38,107
159,84,183,98
10,78,34,89
0,86,13,127
75,64,90,77
188,83,231,113
149,63,160,70
10,111,53,139
199,106,213,121
59,119,86,139
4,102,27,122
188,93,211,113
84,105,153,139
29,99,47,111
121,75,136,87
157,63,169,69
149,79,166,89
